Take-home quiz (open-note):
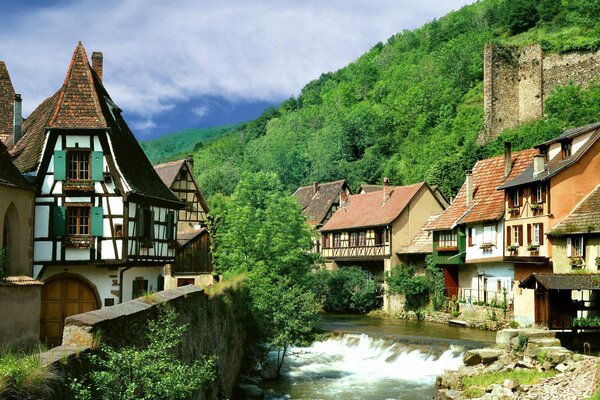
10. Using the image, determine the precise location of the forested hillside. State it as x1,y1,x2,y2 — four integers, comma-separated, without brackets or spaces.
190,0,600,200
141,124,239,164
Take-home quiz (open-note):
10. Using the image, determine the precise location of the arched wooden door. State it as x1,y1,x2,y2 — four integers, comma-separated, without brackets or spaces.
41,275,100,345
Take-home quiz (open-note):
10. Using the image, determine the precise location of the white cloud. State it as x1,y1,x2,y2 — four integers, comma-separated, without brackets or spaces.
192,106,209,119
0,0,475,120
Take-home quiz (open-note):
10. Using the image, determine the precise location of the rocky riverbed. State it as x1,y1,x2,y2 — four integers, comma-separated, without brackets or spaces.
437,329,600,400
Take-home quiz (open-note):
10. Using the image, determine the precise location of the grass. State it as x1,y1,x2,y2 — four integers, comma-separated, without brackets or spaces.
205,274,246,298
462,370,556,398
0,351,58,399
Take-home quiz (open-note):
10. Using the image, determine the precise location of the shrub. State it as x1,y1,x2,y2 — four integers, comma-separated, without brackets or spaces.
0,351,58,399
313,266,381,313
387,265,430,311
69,306,216,400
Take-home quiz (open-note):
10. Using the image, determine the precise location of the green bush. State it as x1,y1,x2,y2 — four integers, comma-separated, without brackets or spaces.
69,306,216,400
0,352,58,399
573,316,600,327
387,265,431,311
313,266,381,313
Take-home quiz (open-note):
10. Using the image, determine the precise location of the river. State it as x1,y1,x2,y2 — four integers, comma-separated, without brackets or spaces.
260,313,496,400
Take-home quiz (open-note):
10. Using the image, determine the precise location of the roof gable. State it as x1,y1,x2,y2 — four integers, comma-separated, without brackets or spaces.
321,182,425,232
0,140,32,190
429,148,537,230
154,159,210,212
550,185,600,235
0,61,15,143
292,180,348,226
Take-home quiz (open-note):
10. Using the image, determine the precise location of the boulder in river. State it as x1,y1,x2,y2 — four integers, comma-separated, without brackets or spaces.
463,348,504,365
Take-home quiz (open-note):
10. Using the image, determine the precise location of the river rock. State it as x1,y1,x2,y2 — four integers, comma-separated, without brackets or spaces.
238,383,264,398
441,389,463,400
496,329,520,348
463,348,504,365
458,365,479,377
555,363,569,373
525,338,562,357
535,346,573,365
503,378,520,391
490,384,514,399
438,370,462,389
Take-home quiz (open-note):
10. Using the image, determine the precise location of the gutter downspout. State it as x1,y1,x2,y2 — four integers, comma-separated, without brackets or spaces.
119,266,132,304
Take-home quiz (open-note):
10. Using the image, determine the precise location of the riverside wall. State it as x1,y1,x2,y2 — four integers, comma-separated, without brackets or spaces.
40,284,249,400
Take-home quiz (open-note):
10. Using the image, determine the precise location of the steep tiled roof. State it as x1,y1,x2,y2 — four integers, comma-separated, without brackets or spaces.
0,140,32,190
397,214,438,254
520,273,600,290
154,159,185,188
499,125,600,190
0,61,15,143
292,180,348,226
9,43,181,206
321,182,425,232
550,185,600,235
429,149,537,230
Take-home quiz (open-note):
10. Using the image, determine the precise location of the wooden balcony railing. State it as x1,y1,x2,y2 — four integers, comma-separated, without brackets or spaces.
321,244,390,259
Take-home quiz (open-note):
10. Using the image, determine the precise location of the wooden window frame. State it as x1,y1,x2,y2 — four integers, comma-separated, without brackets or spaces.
561,140,572,159
66,149,91,181
438,231,458,250
536,185,543,204
66,205,91,237
333,233,341,248
349,232,358,247
114,223,123,238
512,189,520,207
358,231,366,247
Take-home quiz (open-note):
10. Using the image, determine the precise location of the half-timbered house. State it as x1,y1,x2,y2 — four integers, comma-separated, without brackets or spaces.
7,43,183,344
154,157,213,288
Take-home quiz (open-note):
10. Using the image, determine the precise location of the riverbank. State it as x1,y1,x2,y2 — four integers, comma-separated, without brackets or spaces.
437,328,600,399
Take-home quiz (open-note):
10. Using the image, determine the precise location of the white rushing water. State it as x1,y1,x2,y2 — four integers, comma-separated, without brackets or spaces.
264,333,465,400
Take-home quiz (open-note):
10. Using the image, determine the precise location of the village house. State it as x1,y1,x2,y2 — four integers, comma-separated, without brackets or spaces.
428,145,537,306
3,43,183,344
359,183,450,209
292,179,351,251
154,157,213,288
320,181,446,291
498,123,600,327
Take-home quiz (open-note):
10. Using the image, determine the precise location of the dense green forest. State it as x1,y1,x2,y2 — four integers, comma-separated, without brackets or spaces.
179,0,600,200
140,124,239,165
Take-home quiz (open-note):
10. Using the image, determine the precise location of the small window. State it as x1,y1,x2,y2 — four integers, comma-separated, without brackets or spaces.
349,232,358,247
439,231,458,248
533,224,540,245
132,278,148,298
513,225,521,246
358,231,366,246
114,223,123,238
333,233,341,248
469,227,477,247
536,184,543,204
483,225,495,244
67,206,90,236
67,150,90,180
512,189,520,207
561,140,572,159
375,230,385,246
568,236,585,257
322,234,330,249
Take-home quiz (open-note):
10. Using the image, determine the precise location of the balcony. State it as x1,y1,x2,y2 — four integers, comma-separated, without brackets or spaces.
321,244,390,259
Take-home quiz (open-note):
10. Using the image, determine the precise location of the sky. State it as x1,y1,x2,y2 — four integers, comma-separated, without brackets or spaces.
0,0,474,140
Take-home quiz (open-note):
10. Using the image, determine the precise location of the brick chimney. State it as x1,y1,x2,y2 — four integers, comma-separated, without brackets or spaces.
466,170,473,206
92,51,103,82
313,182,319,194
504,142,512,178
13,94,22,144
186,154,194,169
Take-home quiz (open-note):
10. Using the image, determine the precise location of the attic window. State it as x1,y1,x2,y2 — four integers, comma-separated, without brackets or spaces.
104,96,121,122
67,151,90,180
561,140,572,159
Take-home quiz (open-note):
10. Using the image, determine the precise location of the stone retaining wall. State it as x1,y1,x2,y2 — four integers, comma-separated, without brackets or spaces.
0,277,43,350
40,284,249,400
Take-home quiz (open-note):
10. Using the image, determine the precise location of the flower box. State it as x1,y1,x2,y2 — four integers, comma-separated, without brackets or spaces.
527,243,540,251
63,179,95,192
507,245,519,252
507,207,520,215
570,256,585,268
479,242,495,250
530,203,543,211
63,235,92,248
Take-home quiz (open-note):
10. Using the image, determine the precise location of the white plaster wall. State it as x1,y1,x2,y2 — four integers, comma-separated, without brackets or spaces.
466,221,505,260
122,266,164,302
514,286,535,326
65,135,91,148
34,242,52,262
65,248,89,261
34,206,50,238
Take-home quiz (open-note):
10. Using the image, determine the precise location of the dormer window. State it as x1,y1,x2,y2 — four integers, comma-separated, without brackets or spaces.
561,140,572,159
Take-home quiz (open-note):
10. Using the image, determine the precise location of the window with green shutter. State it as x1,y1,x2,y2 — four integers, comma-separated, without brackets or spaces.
91,206,103,237
54,150,66,181
52,205,66,237
166,211,174,240
91,151,104,182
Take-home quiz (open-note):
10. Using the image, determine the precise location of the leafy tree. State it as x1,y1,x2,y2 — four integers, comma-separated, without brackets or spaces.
313,266,381,313
386,265,431,311
69,306,216,400
213,172,320,374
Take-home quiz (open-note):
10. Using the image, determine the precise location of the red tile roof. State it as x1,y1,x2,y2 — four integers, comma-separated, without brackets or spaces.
0,61,15,144
8,42,181,206
429,149,538,230
0,140,32,190
321,182,425,232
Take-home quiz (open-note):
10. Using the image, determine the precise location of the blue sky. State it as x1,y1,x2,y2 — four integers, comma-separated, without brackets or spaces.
0,1,474,140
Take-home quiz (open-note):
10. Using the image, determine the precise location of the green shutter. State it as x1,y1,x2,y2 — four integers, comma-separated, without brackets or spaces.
166,212,174,240
150,210,155,240
52,206,66,237
91,206,103,237
54,150,66,181
137,208,145,238
91,151,104,182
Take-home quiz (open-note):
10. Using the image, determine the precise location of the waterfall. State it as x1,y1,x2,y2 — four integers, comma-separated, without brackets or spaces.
264,333,466,400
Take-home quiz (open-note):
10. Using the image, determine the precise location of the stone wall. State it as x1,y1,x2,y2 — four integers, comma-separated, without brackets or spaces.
480,43,600,143
0,277,43,350
41,284,249,400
